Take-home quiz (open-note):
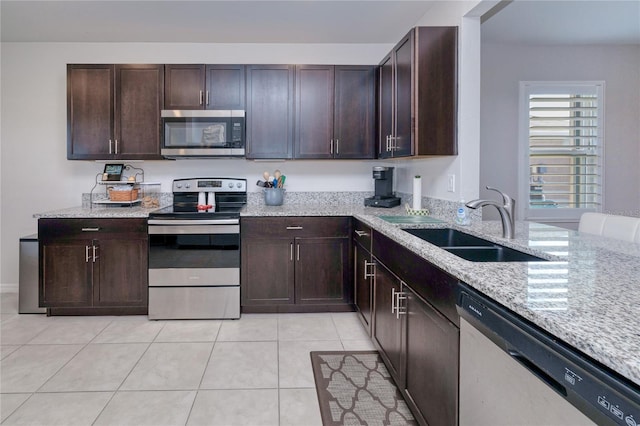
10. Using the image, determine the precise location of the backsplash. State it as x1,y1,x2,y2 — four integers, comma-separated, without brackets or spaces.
81,190,481,223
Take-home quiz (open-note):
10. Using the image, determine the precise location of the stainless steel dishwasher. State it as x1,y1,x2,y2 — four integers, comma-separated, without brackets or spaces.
457,283,639,426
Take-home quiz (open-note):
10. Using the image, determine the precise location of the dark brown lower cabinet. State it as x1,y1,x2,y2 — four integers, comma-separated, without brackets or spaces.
241,217,353,312
39,218,148,315
353,219,373,334
371,230,460,426
404,286,459,426
372,262,404,381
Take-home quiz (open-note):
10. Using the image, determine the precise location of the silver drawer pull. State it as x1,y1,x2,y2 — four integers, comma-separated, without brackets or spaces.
81,227,100,232
286,226,303,230
364,260,375,279
355,230,369,237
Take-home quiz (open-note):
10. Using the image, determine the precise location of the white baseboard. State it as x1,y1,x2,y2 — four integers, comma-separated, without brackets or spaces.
1,283,19,293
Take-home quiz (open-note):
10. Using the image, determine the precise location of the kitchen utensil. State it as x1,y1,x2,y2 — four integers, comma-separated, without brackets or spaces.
263,171,270,181
273,178,278,188
256,180,266,187
274,170,282,179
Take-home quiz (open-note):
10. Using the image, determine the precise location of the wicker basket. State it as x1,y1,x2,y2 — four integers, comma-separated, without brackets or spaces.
108,188,139,202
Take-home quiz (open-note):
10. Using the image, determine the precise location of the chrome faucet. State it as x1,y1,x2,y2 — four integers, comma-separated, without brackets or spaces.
466,186,516,239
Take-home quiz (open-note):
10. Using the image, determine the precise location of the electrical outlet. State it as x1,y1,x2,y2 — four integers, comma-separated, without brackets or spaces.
447,174,455,192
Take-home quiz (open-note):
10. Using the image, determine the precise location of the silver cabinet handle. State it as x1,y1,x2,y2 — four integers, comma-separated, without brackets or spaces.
286,226,303,230
85,245,91,263
296,244,300,261
114,139,118,154
330,139,333,155
206,91,210,106
336,139,339,155
199,90,204,105
92,245,98,262
81,228,100,232
391,287,396,314
109,139,113,154
355,230,369,237
290,242,294,261
364,260,376,279
396,283,407,319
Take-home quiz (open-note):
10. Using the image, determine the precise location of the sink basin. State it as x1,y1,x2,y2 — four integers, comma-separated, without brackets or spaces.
403,228,494,247
443,246,547,262
401,228,547,262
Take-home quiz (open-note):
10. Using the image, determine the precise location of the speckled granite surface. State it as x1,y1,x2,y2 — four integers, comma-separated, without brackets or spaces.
33,192,640,387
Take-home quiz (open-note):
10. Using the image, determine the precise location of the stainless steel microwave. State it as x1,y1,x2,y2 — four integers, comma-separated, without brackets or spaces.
161,110,245,158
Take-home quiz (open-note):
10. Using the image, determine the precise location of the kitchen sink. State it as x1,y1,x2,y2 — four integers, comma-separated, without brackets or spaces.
403,228,494,247
402,228,548,262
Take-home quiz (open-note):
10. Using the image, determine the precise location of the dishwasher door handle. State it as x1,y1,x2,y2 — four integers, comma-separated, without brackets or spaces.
508,349,567,397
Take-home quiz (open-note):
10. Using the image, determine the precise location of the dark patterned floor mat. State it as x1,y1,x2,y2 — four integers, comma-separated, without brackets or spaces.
310,351,417,426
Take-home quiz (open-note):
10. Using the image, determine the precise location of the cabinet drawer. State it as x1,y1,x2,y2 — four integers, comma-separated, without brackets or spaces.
352,219,372,251
39,218,147,241
241,217,350,238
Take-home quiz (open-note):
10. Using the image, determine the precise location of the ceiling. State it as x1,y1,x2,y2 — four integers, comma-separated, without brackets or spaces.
483,0,640,45
1,0,638,45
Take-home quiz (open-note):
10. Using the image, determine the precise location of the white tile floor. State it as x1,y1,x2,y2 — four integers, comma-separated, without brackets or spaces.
0,292,375,425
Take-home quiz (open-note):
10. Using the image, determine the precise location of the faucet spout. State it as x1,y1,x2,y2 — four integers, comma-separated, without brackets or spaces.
465,187,516,239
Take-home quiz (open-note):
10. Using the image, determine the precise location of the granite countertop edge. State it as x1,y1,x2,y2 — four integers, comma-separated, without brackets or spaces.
34,202,640,387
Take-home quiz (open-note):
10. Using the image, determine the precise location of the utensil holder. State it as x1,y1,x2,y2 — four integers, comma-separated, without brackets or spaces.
264,188,285,206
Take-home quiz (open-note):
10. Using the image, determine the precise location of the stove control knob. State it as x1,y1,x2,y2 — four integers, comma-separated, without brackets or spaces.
236,182,242,188
176,183,182,189
185,183,191,189
228,182,234,188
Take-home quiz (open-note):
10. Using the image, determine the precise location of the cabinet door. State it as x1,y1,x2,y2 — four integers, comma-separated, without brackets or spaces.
246,65,294,159
67,64,114,159
295,237,350,304
115,64,164,159
415,26,458,156
373,262,403,382
40,240,92,307
334,66,375,159
393,32,414,157
205,65,245,110
378,54,394,159
404,286,459,426
241,238,295,305
94,238,148,307
164,64,205,109
354,244,372,331
294,65,334,159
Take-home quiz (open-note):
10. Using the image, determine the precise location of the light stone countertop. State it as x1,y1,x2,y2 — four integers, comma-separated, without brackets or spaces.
34,198,640,387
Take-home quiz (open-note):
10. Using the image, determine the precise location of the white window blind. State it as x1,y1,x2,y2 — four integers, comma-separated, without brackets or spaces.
520,82,604,221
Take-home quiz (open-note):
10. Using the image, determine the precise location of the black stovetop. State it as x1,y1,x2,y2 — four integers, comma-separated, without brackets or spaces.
148,205,242,220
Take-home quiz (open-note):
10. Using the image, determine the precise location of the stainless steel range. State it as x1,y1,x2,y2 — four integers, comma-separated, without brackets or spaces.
147,178,247,320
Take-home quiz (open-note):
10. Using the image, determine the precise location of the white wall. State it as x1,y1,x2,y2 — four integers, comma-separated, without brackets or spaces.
0,1,485,286
480,43,640,224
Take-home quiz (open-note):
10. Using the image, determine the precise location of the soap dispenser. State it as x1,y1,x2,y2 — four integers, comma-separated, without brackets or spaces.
455,199,470,226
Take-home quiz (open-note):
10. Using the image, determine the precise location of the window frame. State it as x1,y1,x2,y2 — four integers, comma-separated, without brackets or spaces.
518,81,605,223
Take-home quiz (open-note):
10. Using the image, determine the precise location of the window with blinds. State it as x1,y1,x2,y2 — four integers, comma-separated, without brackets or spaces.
519,82,604,221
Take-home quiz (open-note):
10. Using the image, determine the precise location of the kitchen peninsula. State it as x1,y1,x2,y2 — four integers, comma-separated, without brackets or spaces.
34,194,640,391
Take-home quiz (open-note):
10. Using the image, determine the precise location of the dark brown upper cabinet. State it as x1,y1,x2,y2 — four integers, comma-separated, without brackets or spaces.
245,65,295,159
294,65,375,159
164,64,245,110
67,64,164,160
379,26,458,158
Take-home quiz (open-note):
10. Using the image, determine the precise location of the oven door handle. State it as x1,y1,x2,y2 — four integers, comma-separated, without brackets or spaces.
148,219,239,226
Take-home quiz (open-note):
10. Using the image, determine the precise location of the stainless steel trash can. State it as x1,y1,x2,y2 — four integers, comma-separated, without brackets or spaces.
19,234,46,314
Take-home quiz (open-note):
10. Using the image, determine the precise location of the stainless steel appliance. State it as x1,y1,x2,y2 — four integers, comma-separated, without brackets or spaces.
147,178,247,319
19,234,46,314
364,166,401,208
161,110,245,158
457,283,640,426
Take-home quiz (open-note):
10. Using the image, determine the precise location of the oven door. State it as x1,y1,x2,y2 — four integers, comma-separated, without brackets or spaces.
148,220,240,287
161,110,245,157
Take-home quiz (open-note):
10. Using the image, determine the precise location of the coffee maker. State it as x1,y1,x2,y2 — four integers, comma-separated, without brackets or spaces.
364,166,401,208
